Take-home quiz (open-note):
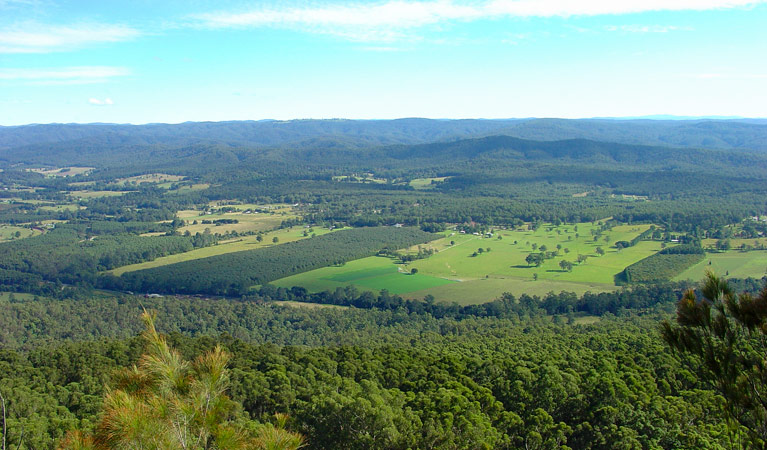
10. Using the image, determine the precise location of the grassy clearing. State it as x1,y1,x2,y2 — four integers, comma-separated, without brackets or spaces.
0,292,35,301
167,183,210,192
0,225,39,241
28,166,94,177
117,173,185,185
409,176,450,190
271,221,652,305
674,251,767,281
38,204,81,212
109,226,334,276
271,300,348,310
403,277,617,305
68,190,132,199
701,238,767,250
572,315,601,325
176,207,296,235
272,256,454,295
408,224,657,284
332,174,388,184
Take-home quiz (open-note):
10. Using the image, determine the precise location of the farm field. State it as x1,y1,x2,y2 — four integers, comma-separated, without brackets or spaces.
0,291,35,301
409,176,450,190
0,225,39,241
176,205,297,235
27,166,94,177
701,238,767,250
272,256,455,295
109,226,334,276
674,250,767,281
117,173,185,184
271,300,348,310
272,222,659,305
68,190,131,199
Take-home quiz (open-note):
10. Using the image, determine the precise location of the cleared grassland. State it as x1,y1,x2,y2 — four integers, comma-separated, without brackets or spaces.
0,225,39,241
272,256,455,295
28,166,94,177
68,190,132,199
701,238,767,250
409,176,450,190
117,173,185,184
271,222,655,305
271,300,348,310
110,226,333,276
0,292,35,301
674,250,767,281
176,206,296,235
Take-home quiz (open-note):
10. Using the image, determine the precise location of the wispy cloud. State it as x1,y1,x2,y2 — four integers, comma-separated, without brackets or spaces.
0,66,130,84
191,0,765,41
0,23,140,53
88,97,114,106
605,24,693,33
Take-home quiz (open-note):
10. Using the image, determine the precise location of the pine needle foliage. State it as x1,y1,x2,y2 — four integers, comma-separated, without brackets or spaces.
661,272,767,449
58,311,304,450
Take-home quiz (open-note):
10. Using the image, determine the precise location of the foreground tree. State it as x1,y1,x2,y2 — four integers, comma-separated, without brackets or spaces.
661,272,767,448
59,311,303,450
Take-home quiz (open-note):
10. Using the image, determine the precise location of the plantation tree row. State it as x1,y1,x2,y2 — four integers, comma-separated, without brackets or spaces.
108,227,438,296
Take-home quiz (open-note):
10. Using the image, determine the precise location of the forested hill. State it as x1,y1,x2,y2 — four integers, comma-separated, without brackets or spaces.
375,135,767,173
1,118,766,159
3,131,767,177
0,119,522,151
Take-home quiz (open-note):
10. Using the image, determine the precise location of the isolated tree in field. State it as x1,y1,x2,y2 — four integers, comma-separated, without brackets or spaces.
410,268,418,275
59,311,304,450
272,236,279,243
533,273,538,281
595,247,605,256
559,260,573,272
576,254,588,264
526,253,543,267
661,272,767,447
256,234,263,242
539,245,547,252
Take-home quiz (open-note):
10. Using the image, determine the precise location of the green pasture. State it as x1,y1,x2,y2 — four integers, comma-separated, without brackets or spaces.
110,226,334,276
0,225,39,240
69,190,132,199
674,250,767,281
176,206,297,235
39,203,80,212
271,301,348,310
409,176,450,190
117,173,185,185
407,223,657,283
271,221,655,305
0,292,35,301
402,277,617,305
272,256,455,295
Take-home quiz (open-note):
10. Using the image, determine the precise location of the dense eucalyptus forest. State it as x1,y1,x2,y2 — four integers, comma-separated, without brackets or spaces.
1,118,767,448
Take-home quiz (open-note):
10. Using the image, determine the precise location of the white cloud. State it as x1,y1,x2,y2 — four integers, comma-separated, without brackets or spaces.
191,0,765,41
0,66,130,84
88,97,114,106
0,23,140,53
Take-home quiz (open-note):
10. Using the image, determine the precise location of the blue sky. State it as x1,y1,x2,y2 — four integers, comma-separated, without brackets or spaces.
1,0,766,125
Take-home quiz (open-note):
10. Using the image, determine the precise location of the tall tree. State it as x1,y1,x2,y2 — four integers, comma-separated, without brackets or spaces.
59,311,304,450
661,272,767,448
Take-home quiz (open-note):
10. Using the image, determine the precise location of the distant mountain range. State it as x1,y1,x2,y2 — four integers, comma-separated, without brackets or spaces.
1,118,767,171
